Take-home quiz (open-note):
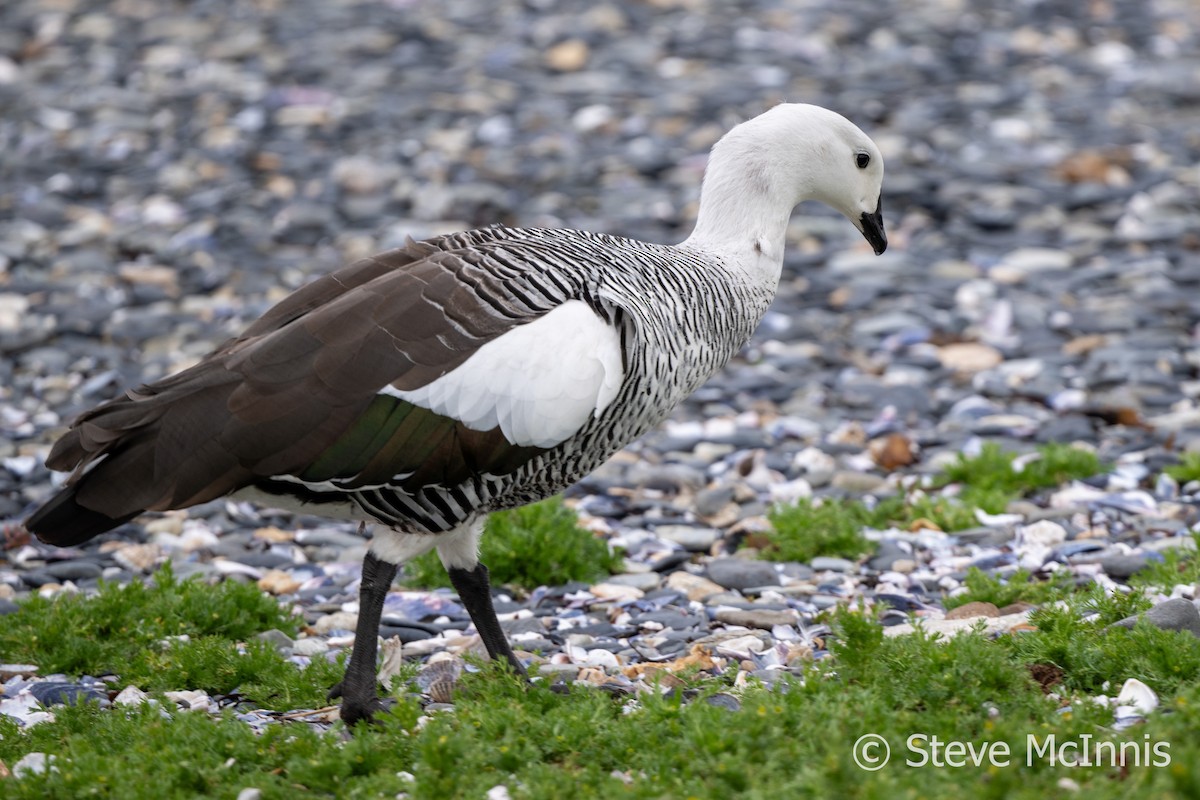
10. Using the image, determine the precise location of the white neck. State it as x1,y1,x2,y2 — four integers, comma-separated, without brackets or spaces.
679,152,802,286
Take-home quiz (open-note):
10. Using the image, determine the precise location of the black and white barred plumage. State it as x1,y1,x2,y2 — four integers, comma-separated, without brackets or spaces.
246,224,777,533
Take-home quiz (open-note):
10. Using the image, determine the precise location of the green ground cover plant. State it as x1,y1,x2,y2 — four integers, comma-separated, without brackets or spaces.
0,566,342,710
938,442,1102,496
1165,452,1200,484
2,589,1198,798
760,443,1104,562
401,497,624,590
941,567,1074,611
759,496,882,563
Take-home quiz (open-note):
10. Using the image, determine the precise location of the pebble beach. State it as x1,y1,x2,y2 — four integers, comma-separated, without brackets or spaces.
3,0,1200,732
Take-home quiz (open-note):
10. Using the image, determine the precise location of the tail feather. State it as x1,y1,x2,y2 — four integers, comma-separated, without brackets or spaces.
24,483,140,547
28,364,240,548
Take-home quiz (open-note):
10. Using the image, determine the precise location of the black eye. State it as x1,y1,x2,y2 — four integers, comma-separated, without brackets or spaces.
856,152,870,169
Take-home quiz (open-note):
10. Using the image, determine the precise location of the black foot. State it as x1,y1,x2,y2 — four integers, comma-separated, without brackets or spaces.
330,680,397,726
339,694,396,727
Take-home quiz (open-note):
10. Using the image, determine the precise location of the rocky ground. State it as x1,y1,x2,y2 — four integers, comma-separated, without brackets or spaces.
2,0,1200,727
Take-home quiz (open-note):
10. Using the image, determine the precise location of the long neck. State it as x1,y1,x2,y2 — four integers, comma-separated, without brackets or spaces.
679,146,805,287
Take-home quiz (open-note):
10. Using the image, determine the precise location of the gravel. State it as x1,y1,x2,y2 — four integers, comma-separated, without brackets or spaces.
3,0,1200,729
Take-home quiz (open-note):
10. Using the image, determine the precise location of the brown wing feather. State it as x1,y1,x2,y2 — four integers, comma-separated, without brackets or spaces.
231,243,422,341
34,229,571,538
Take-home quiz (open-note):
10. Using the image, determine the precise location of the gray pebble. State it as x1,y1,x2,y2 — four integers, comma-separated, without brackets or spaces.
1097,554,1151,579
654,525,721,552
1053,541,1107,559
1141,537,1198,554
867,541,910,572
1111,598,1200,639
706,558,780,591
954,528,1016,547
713,608,797,630
255,629,296,651
29,682,107,707
19,571,57,589
604,572,663,592
378,624,442,643
704,693,742,712
538,663,582,679
694,486,736,517
513,637,556,653
810,557,857,573
43,561,103,581
499,617,546,637
291,638,329,657
633,610,704,630
829,472,888,494
779,563,815,581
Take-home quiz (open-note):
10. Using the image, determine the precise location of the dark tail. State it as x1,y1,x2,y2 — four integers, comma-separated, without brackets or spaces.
26,361,250,549
25,483,141,547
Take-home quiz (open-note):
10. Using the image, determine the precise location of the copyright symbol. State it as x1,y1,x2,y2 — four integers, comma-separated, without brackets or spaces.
853,733,890,771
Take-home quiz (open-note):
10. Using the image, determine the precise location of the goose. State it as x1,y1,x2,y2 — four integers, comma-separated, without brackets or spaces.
25,102,887,724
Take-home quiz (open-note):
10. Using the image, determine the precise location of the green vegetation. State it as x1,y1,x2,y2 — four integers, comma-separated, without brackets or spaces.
2,585,1199,798
402,497,623,590
0,566,342,709
1165,452,1200,483
759,443,1104,562
999,598,1200,697
762,497,880,563
938,442,1102,496
942,567,1074,611
762,488,1012,563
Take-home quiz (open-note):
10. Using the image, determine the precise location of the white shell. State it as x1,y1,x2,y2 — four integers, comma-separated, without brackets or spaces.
1115,677,1158,716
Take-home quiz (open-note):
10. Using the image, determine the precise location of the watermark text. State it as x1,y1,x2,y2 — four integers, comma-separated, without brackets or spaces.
853,732,1171,770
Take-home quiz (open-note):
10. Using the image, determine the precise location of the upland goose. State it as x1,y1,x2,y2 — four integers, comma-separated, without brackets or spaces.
26,102,887,724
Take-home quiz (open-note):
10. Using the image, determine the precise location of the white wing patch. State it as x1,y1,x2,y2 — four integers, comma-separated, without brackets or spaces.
384,300,624,448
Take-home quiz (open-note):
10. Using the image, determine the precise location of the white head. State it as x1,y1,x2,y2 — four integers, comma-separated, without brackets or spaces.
686,103,887,262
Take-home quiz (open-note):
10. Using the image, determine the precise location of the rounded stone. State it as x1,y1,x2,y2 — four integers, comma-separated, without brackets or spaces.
1097,553,1150,579
705,558,780,591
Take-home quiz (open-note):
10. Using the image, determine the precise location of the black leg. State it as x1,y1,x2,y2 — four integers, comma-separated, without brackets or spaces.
447,562,528,678
332,551,399,725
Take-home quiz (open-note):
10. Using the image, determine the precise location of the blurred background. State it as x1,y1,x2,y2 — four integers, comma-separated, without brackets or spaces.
2,0,1200,515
